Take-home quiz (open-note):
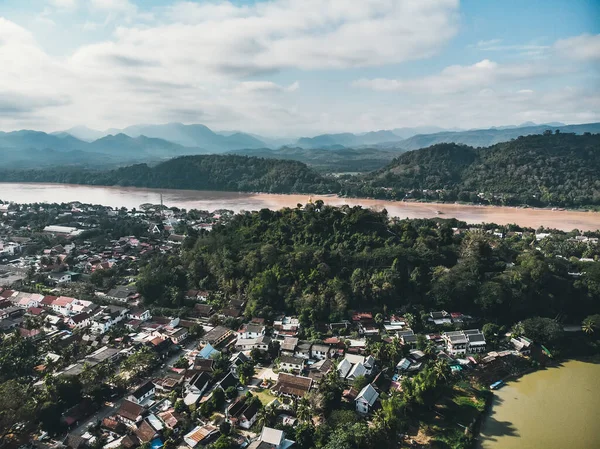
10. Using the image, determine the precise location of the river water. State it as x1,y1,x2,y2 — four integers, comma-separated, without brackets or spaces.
478,359,600,449
0,183,599,231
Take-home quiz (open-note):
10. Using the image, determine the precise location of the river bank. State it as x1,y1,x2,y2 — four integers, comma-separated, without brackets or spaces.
1,183,599,231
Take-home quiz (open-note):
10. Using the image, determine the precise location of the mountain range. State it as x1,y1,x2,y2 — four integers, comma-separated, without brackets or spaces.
2,121,599,170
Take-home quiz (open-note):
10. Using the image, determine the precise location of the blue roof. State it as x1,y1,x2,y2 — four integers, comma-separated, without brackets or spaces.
199,343,219,359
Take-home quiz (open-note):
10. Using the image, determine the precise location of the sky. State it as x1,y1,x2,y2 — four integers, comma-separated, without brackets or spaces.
0,0,599,136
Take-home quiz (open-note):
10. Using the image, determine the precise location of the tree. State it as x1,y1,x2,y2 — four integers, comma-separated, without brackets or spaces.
582,314,600,335
0,380,36,443
173,355,189,369
520,317,563,345
219,421,231,436
225,386,238,400
482,323,501,347
352,375,369,392
296,397,312,423
238,361,255,385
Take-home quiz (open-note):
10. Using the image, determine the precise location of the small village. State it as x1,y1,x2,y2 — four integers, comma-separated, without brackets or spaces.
0,200,598,449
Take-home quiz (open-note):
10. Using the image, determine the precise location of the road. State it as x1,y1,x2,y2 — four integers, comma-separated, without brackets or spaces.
70,337,200,436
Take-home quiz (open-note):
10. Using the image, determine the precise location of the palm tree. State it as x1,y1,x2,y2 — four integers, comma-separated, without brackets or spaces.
582,317,596,335
432,359,450,383
256,405,275,428
296,397,311,423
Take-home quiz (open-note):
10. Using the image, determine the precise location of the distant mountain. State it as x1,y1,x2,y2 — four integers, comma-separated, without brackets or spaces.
87,133,205,158
0,130,87,152
394,123,600,151
54,125,108,142
391,126,455,139
229,146,398,172
116,123,266,152
0,130,206,169
296,130,403,149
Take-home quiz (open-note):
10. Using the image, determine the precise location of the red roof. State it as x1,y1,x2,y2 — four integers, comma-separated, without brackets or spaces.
323,337,341,345
41,295,58,305
28,307,45,315
0,290,14,298
352,312,373,321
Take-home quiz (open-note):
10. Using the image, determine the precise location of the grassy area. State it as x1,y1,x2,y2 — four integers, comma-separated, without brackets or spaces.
413,383,489,449
252,388,276,406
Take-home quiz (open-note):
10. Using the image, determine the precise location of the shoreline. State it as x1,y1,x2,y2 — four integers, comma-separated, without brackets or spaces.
474,353,600,447
1,182,599,231
1,180,600,214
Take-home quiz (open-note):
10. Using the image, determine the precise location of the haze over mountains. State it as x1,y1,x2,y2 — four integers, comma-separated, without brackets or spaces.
1,121,599,171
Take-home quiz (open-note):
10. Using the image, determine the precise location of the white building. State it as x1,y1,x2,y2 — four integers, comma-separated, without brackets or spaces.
356,384,379,414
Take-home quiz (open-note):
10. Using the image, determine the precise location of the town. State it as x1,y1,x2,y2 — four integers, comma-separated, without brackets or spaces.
0,200,599,449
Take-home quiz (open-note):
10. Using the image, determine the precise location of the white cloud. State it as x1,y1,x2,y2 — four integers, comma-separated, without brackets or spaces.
49,0,78,9
554,34,600,61
231,81,300,94
352,59,558,94
90,0,135,13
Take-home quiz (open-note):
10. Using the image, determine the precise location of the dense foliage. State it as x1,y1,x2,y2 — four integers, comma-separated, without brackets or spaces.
347,133,600,207
0,154,339,194
163,204,600,327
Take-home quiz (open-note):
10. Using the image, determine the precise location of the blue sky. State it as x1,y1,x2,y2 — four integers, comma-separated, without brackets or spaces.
0,0,598,136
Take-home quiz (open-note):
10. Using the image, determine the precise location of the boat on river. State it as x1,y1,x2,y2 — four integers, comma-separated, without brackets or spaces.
490,380,504,390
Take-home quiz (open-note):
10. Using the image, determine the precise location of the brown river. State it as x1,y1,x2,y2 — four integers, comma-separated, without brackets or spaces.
0,183,599,231
478,359,600,449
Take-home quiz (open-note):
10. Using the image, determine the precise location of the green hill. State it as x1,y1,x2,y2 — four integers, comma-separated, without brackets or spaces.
0,154,339,194
350,133,600,207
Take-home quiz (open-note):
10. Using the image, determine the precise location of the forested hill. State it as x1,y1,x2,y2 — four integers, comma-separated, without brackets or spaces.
0,154,340,194
351,133,600,207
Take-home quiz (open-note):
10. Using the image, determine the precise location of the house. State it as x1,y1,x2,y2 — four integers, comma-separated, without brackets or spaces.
273,316,300,336
294,341,312,359
105,285,138,303
311,343,332,360
344,353,375,375
443,331,468,355
346,362,368,381
116,400,144,427
201,326,234,346
135,419,158,444
510,336,532,355
398,329,418,347
230,351,249,374
128,381,155,404
186,372,211,396
248,426,295,449
127,308,151,322
464,329,487,353
183,424,219,448
168,327,189,344
278,355,304,373
280,337,299,355
217,372,239,390
48,272,72,285
337,358,352,379
68,312,91,329
194,358,215,374
272,373,313,398
194,304,214,317
430,311,452,325
238,323,265,339
228,397,261,429
356,383,379,414
235,335,271,352
51,296,75,316
198,343,220,359
308,358,334,382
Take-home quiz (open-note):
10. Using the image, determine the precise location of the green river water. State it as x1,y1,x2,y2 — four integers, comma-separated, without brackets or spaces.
478,359,600,449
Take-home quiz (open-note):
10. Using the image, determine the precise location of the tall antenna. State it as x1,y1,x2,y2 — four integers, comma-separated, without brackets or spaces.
160,194,164,219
